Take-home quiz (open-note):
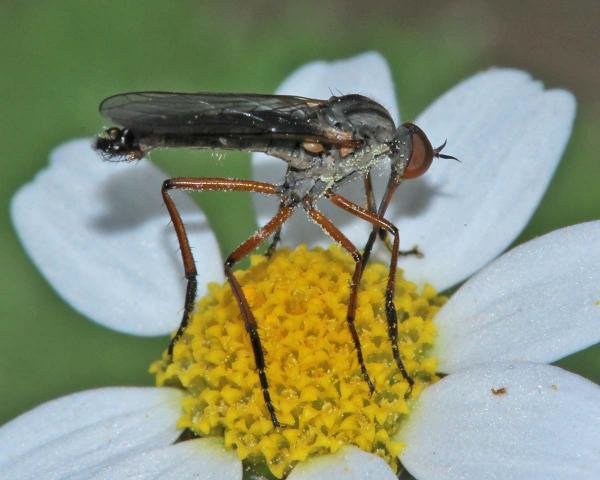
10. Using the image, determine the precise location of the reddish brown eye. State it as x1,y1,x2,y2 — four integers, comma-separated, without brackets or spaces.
402,124,434,179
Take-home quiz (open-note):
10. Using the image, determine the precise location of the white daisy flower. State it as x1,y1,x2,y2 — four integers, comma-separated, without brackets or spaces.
5,52,600,480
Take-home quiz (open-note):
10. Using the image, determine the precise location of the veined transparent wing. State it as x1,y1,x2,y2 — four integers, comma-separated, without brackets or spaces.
99,92,358,148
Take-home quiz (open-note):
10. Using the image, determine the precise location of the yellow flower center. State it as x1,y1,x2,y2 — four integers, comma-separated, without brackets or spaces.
151,245,444,478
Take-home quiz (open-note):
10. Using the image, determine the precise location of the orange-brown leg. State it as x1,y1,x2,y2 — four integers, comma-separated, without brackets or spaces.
162,177,280,354
327,192,413,387
162,176,293,426
362,175,423,265
363,174,420,257
224,204,295,427
302,198,375,394
364,171,378,213
362,172,393,264
265,199,285,257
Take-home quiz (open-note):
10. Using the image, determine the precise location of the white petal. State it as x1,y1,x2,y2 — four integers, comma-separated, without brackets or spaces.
435,221,600,372
288,446,397,480
0,387,184,480
252,52,398,248
11,139,223,335
88,438,242,480
390,69,576,290
400,363,600,480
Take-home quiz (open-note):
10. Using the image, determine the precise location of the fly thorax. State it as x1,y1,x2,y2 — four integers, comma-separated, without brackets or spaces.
334,140,390,181
283,170,325,201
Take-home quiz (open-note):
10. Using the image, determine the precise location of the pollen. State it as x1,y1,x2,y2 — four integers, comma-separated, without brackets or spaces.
151,245,444,478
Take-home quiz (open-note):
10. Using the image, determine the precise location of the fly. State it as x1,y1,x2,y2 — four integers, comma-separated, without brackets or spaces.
94,91,456,427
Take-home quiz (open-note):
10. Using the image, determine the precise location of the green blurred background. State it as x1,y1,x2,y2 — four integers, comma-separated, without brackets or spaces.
1,1,599,425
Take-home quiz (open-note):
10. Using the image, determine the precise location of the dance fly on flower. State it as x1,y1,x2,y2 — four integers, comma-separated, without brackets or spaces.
94,91,456,427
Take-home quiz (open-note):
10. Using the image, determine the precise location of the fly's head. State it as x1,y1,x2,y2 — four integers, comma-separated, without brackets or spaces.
94,127,144,161
389,123,458,182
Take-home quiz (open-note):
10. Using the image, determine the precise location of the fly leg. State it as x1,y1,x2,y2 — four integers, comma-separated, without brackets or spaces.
265,200,285,258
327,191,414,388
363,173,422,262
363,173,393,256
266,175,291,258
224,204,295,427
162,177,292,427
163,177,280,355
364,171,378,213
380,232,423,258
265,227,282,257
302,197,375,394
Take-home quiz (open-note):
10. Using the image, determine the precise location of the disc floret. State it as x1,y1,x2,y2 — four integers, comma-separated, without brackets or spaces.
151,245,444,478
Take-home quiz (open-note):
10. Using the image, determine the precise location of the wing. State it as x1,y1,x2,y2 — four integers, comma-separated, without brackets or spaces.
99,92,357,149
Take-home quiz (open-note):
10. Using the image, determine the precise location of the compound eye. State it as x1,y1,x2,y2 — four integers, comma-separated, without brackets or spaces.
402,124,434,179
